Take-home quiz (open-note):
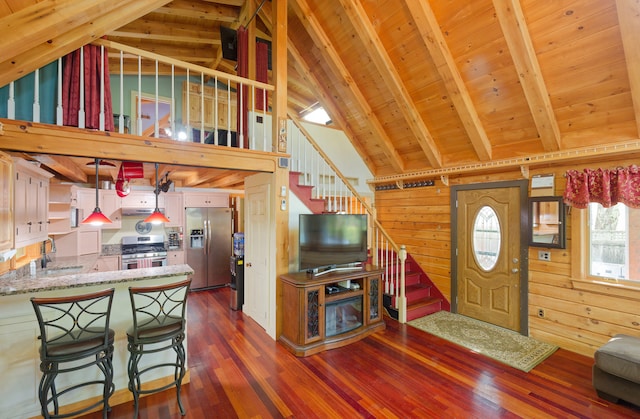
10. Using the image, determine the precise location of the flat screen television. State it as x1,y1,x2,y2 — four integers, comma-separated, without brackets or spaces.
299,213,368,272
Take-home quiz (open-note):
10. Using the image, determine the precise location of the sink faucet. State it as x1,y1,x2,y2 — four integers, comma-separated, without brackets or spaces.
41,237,56,268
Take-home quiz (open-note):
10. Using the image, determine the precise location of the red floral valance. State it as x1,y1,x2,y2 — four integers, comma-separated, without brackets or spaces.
563,165,640,209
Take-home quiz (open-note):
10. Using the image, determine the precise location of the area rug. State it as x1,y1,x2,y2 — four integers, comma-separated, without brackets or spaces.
407,311,558,372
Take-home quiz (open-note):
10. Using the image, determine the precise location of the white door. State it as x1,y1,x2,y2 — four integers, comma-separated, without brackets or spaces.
244,181,271,331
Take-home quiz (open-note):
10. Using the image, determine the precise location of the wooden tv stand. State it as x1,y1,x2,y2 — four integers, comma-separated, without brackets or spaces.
279,265,385,357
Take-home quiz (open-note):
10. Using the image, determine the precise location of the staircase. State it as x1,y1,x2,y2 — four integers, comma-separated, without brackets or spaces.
382,253,447,322
290,170,447,321
289,171,327,213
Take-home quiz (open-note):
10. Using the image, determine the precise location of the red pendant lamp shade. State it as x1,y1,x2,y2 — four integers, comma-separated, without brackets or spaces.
82,158,112,225
144,163,170,225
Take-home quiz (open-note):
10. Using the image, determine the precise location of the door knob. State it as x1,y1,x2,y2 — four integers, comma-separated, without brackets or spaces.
511,268,519,273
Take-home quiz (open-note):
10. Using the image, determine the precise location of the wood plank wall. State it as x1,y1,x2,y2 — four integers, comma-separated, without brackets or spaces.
375,157,640,358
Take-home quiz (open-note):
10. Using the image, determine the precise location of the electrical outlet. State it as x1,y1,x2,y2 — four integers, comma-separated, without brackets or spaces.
538,251,551,261
537,309,545,318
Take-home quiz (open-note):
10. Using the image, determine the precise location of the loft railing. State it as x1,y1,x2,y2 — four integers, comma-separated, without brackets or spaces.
1,39,275,152
288,115,408,322
1,40,409,322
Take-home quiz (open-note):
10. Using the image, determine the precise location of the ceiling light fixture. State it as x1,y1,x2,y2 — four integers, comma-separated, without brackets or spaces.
144,163,171,225
82,158,113,225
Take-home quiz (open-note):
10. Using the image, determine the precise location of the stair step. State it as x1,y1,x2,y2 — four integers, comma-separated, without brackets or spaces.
405,272,421,286
406,297,442,322
391,283,431,306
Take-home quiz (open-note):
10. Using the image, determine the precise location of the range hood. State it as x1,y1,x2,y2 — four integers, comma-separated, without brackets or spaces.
121,208,165,216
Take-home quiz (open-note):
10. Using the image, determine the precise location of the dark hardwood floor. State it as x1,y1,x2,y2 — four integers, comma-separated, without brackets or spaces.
81,287,640,418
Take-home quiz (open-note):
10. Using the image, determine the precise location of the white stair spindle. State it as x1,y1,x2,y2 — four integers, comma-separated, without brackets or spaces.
199,72,204,143
226,83,231,146
214,76,218,145
185,68,190,141
78,47,85,129
171,65,175,140
119,51,124,133
8,82,15,119
56,59,62,125
99,45,105,131
155,60,159,138
33,68,40,123
137,55,142,135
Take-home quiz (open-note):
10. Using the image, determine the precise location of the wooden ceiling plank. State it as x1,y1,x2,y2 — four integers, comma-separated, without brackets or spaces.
338,0,442,169
616,0,640,137
258,1,377,173
0,0,172,87
32,155,88,183
155,0,238,23
493,0,562,152
109,21,221,45
405,0,492,162
0,0,143,62
290,0,405,174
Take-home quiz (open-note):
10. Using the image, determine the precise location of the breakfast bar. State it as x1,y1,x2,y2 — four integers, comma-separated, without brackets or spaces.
0,263,194,419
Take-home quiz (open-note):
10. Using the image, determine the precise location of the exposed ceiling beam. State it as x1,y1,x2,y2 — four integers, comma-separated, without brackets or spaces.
154,0,238,23
338,0,442,169
616,0,640,137
0,0,171,87
109,22,222,46
405,0,492,162
290,0,405,174
0,120,278,173
32,155,88,183
493,0,561,152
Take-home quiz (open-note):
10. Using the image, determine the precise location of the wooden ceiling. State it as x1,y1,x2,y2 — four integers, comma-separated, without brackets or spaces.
1,0,640,185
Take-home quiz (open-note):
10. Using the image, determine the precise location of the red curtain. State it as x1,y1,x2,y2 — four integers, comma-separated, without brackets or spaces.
563,165,640,209
62,44,114,131
236,27,249,148
256,41,268,111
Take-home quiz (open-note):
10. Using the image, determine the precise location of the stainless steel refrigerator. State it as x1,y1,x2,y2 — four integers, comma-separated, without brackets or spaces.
185,207,233,289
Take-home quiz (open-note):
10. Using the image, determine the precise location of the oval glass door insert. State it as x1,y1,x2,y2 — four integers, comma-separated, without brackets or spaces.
472,205,501,270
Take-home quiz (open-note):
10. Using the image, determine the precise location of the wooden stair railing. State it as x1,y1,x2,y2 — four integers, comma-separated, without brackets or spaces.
288,115,446,322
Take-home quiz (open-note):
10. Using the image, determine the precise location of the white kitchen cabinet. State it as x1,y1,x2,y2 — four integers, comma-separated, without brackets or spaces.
168,250,185,265
183,191,228,208
13,157,53,249
0,152,13,252
99,189,122,229
48,184,77,235
164,192,184,227
121,191,164,209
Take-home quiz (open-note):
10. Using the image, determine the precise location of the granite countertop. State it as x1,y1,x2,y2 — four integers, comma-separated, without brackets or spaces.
0,256,194,296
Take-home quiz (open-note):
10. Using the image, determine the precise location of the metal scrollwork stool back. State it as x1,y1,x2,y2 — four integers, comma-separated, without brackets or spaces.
31,288,115,419
127,279,191,417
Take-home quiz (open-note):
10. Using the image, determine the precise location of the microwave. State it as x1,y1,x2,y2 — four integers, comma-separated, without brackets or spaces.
70,207,81,228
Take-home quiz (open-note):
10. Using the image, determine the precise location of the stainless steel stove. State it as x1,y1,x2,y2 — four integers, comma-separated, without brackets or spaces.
121,235,168,270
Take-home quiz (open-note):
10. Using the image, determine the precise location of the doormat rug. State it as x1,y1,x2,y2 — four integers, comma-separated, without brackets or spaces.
407,311,558,372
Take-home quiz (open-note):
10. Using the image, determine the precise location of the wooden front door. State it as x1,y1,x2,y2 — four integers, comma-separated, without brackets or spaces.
456,187,522,331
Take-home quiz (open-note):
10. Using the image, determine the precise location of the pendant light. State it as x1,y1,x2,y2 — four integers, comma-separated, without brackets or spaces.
144,163,171,225
82,158,112,225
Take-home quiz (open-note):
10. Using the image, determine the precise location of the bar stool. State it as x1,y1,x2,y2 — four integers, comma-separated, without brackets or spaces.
126,279,191,417
31,288,115,419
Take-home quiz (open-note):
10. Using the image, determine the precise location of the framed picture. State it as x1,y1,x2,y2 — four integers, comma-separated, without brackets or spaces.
529,196,566,249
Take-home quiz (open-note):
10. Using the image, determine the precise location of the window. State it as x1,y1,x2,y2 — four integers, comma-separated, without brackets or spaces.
472,205,501,271
588,202,640,280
